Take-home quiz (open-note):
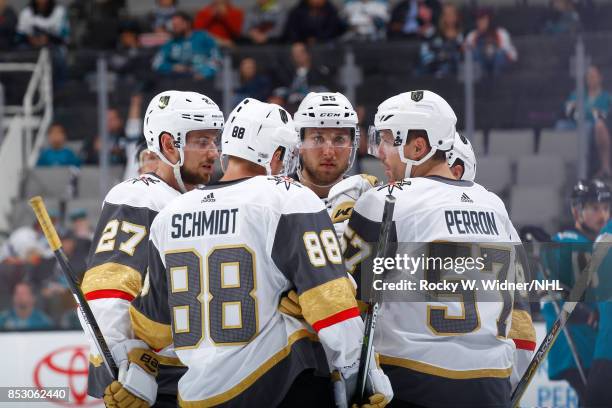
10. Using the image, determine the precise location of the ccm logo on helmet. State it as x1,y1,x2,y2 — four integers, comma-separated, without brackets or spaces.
320,113,341,117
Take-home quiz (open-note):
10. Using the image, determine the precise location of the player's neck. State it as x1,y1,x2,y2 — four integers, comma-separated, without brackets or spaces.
298,171,333,198
220,158,266,181
413,159,455,179
155,164,196,192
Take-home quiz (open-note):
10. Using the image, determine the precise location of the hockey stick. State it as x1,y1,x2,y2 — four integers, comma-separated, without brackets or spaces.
355,194,396,404
522,230,587,384
29,196,118,380
540,261,588,385
510,235,612,407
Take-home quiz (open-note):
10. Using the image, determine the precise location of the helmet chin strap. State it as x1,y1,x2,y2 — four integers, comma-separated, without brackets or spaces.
398,146,437,179
158,148,188,193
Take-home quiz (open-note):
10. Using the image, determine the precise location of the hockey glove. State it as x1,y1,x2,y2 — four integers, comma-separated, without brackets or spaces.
103,340,159,408
333,354,393,408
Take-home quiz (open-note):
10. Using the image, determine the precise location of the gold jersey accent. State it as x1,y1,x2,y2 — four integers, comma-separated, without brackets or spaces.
81,262,142,297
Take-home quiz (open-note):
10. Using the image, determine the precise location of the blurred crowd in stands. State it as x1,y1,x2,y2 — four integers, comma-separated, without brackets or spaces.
0,0,609,330
0,0,598,82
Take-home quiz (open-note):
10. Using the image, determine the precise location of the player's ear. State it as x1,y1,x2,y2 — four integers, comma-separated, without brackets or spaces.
160,133,178,159
414,136,429,160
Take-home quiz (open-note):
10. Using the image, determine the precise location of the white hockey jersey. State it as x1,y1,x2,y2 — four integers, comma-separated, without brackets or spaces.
131,175,363,407
344,175,535,407
80,173,182,397
324,174,378,238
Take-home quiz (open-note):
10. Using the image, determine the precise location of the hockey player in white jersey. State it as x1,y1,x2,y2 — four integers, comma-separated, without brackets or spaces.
446,130,536,391
345,90,534,407
128,98,393,407
81,91,224,407
279,92,378,316
290,92,379,238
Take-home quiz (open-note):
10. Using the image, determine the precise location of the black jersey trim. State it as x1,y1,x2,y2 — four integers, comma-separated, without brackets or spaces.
424,175,474,187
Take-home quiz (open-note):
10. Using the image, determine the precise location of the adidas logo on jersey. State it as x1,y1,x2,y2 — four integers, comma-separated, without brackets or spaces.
201,192,216,203
461,193,473,203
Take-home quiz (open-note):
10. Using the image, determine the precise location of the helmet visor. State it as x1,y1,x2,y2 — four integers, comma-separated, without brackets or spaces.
368,126,396,158
185,129,222,152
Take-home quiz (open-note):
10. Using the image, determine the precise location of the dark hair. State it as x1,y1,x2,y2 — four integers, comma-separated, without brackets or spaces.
172,11,193,24
406,129,447,162
30,0,55,18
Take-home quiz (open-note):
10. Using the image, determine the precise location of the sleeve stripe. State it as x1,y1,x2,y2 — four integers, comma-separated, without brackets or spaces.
84,289,135,302
513,339,536,351
81,262,142,298
312,307,360,332
299,277,358,324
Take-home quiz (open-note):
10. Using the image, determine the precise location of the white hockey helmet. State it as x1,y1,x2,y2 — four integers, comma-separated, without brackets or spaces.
221,98,298,174
143,90,224,191
291,92,359,179
369,90,457,178
446,131,477,181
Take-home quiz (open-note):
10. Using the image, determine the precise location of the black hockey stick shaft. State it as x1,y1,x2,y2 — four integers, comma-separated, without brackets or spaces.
355,194,396,403
510,235,612,407
29,196,119,380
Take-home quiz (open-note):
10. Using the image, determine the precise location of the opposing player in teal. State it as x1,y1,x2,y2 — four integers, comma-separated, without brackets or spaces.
585,212,612,407
542,179,610,402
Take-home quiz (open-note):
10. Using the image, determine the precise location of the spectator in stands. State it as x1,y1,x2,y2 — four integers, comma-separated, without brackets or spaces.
69,209,94,240
153,11,220,80
233,57,272,105
243,0,286,45
464,8,517,77
561,65,611,177
418,3,463,77
273,42,332,110
283,0,346,45
16,0,69,47
36,124,81,167
388,0,441,40
0,282,52,330
109,20,144,78
342,0,389,41
81,108,128,165
0,225,48,265
151,0,176,33
0,0,17,50
194,0,244,48
16,0,70,84
544,0,580,34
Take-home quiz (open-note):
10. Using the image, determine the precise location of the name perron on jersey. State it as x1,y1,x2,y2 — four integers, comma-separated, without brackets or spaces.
132,176,363,407
343,176,535,406
79,174,182,397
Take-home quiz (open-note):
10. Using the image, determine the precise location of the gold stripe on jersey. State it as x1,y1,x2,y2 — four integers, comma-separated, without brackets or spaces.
360,174,378,187
178,329,317,407
299,277,357,324
129,305,173,350
89,352,184,367
508,309,536,343
81,262,142,297
379,355,512,379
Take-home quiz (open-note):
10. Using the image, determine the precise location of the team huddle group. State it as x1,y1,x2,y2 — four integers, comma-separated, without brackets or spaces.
78,88,541,408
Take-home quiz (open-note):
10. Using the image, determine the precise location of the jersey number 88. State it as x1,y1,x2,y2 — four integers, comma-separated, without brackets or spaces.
166,245,257,349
